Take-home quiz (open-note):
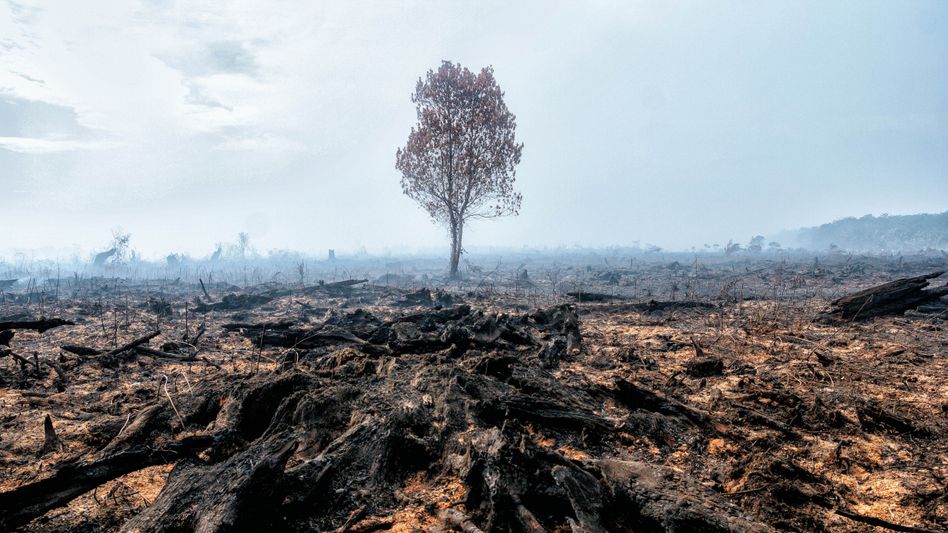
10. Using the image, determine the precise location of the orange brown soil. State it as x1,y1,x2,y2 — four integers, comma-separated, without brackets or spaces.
0,255,945,532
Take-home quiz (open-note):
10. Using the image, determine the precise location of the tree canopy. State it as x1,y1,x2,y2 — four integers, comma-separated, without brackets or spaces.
396,61,523,277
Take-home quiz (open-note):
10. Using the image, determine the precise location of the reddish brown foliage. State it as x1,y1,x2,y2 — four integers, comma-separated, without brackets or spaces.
396,61,523,277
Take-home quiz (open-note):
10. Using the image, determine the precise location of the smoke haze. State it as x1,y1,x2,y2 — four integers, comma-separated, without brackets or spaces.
2,0,946,259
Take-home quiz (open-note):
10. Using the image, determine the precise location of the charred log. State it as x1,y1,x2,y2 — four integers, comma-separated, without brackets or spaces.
818,271,948,322
0,435,216,531
0,318,74,332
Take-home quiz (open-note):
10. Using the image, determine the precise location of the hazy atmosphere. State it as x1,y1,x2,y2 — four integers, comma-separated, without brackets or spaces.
4,3,948,532
3,0,946,259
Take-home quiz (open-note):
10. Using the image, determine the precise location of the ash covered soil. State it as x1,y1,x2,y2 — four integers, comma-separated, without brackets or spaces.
0,255,946,532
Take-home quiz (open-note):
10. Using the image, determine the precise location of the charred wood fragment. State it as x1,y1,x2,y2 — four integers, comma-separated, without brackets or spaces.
818,271,948,322
0,434,216,531
0,318,74,333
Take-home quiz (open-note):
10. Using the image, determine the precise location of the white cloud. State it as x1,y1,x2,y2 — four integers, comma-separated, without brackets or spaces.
0,0,426,157
1,1,285,142
214,133,308,153
0,135,120,153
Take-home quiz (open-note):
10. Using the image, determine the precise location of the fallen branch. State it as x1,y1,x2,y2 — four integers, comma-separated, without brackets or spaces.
134,345,196,361
818,271,948,322
567,291,626,302
304,279,369,296
833,506,940,533
0,347,40,373
59,331,162,360
99,331,161,357
61,345,102,356
0,318,74,333
0,434,215,531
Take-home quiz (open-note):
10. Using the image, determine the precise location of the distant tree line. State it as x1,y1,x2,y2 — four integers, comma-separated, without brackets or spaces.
786,212,948,252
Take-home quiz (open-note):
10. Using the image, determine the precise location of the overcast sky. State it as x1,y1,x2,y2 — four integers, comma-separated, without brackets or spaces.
1,0,946,259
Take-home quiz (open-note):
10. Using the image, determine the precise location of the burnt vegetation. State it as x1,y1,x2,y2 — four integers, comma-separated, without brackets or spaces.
0,250,946,532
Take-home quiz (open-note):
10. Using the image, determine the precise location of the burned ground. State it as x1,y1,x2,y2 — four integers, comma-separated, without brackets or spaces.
0,254,946,532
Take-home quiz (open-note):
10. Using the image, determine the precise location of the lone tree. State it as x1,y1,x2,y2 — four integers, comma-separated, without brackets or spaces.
396,61,523,278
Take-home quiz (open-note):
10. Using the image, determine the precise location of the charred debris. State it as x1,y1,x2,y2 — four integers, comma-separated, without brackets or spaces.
0,256,946,532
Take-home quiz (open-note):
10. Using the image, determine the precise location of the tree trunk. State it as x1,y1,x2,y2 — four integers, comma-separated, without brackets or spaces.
449,221,463,279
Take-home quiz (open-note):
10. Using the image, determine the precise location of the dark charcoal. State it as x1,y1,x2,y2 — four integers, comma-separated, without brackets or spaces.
686,356,724,377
